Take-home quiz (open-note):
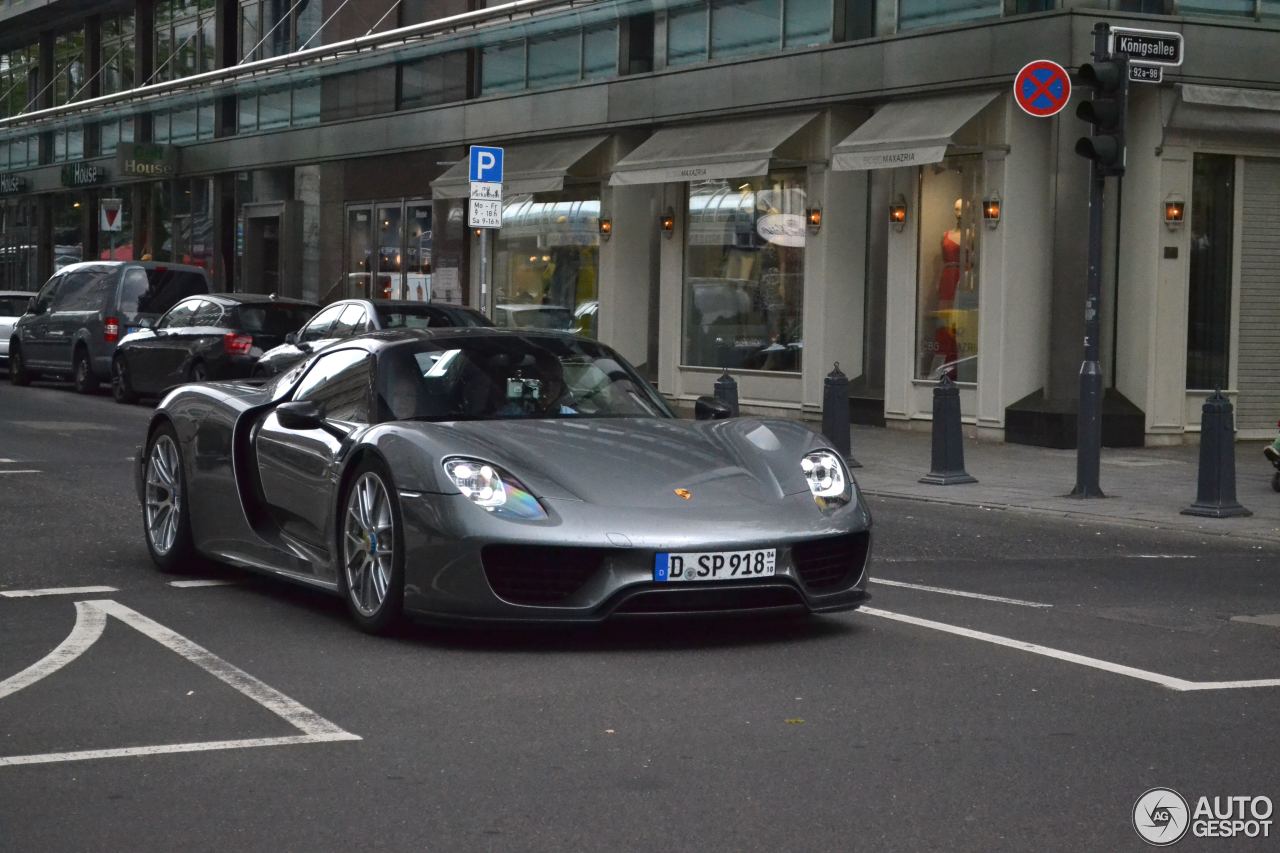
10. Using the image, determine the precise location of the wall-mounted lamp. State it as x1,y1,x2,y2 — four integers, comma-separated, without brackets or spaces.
598,217,613,240
806,206,823,235
982,192,1002,229
889,196,908,232
659,207,675,238
1164,194,1185,230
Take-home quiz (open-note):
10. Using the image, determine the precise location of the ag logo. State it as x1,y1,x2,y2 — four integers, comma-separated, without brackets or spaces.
1133,788,1190,846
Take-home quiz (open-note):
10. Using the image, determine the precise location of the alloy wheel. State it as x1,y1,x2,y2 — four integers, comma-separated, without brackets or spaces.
343,472,395,617
145,435,182,555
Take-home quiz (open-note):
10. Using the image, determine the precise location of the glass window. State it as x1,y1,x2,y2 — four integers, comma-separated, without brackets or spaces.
159,299,201,328
683,173,806,372
668,4,709,66
1186,153,1235,391
785,0,833,47
1013,0,1053,10
582,25,618,79
405,202,432,302
295,349,373,423
190,300,225,326
1264,1,1280,20
233,303,317,335
347,207,374,300
300,303,345,342
482,41,526,93
492,189,601,338
528,31,580,89
120,269,150,321
374,204,403,300
898,0,1000,31
57,271,115,311
711,0,781,59
1177,1,1253,16
916,159,981,382
332,304,368,337
399,51,469,109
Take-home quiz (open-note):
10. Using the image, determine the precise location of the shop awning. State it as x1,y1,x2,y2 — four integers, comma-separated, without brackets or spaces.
607,112,818,186
431,135,611,199
831,91,999,171
1167,84,1280,135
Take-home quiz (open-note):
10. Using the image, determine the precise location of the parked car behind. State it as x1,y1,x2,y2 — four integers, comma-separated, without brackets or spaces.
8,261,209,391
0,290,37,361
111,293,317,403
253,298,491,378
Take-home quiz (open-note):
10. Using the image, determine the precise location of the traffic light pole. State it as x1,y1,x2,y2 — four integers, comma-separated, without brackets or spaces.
1071,22,1112,499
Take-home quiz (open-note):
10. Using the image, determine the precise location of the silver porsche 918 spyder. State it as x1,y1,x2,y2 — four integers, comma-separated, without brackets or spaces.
136,328,871,632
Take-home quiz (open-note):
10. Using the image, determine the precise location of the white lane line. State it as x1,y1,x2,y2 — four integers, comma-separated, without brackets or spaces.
1130,554,1197,559
0,470,41,475
0,603,107,700
870,578,1052,608
167,579,237,588
0,586,119,598
0,599,359,767
860,607,1280,692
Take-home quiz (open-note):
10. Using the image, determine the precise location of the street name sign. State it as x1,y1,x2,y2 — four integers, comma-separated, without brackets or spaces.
1129,64,1163,84
100,198,123,232
1014,59,1072,118
1110,27,1183,67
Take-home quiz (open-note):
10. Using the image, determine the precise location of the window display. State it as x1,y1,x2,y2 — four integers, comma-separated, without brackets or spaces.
915,160,980,382
682,173,805,372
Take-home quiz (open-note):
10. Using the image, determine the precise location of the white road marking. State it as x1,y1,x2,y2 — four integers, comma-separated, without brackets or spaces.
1130,554,1197,559
0,586,119,598
870,579,1053,608
0,470,41,475
0,600,359,767
860,607,1280,692
0,604,107,700
167,579,237,588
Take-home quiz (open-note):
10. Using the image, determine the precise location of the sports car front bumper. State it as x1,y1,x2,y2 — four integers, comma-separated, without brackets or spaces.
396,489,871,624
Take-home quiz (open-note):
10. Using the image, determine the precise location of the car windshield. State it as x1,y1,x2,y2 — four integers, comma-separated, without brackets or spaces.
375,305,488,330
141,269,207,315
233,304,317,335
503,307,574,329
380,335,674,422
0,295,30,315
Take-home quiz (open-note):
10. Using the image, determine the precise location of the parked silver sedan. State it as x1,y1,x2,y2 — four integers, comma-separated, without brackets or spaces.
0,290,36,360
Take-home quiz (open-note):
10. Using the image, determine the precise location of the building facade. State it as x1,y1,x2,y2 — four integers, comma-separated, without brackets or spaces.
3,0,1280,443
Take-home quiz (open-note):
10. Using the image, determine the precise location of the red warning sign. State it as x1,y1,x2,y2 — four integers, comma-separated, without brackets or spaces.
100,198,123,232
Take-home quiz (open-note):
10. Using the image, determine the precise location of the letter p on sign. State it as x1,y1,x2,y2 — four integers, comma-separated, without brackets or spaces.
468,145,504,183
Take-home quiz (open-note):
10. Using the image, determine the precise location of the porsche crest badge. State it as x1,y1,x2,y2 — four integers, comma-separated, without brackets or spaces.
673,488,692,500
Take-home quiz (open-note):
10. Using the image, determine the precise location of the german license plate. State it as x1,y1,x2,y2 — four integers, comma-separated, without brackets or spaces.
653,548,776,582
126,326,140,335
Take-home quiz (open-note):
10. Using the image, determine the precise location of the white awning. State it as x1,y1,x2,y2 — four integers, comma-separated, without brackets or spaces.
608,112,818,186
431,135,610,199
1167,84,1280,135
831,91,999,171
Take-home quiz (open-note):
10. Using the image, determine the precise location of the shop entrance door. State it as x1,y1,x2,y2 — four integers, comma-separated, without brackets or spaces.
1235,157,1280,433
242,202,300,296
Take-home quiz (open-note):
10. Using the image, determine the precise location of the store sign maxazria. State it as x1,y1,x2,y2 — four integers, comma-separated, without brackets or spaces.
117,142,180,179
0,174,26,194
831,145,949,171
61,162,107,187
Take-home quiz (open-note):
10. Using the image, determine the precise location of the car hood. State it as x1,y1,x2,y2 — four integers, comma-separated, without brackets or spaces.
399,417,825,507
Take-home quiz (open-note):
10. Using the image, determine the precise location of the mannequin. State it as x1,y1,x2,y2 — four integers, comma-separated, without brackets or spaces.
932,197,963,376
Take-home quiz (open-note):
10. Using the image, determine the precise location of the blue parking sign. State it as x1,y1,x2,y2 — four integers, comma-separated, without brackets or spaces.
469,145,504,183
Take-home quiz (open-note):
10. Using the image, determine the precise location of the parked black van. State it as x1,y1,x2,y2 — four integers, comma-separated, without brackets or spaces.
8,261,210,392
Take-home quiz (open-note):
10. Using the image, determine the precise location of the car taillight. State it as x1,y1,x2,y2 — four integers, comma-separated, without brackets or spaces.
223,332,253,355
104,317,120,343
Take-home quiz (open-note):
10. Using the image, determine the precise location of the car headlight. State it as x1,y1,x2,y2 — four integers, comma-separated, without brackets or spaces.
442,458,547,520
801,450,854,507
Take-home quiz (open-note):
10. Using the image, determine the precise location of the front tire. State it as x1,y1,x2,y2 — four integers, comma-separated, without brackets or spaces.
9,343,31,386
339,459,406,634
112,355,139,404
143,424,197,572
1273,471,1280,494
73,347,99,394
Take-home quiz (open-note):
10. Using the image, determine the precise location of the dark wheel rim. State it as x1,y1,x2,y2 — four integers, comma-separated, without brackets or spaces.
191,364,206,381
343,472,395,617
9,350,19,378
75,354,90,388
112,359,128,399
145,435,182,556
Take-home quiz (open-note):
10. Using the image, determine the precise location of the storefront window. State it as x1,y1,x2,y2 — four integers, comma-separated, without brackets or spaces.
406,202,432,302
491,189,600,337
1,44,39,119
347,206,374,298
344,200,434,302
683,173,806,372
53,195,87,271
898,0,1000,31
1186,153,1235,391
915,159,980,382
0,200,40,290
481,24,618,95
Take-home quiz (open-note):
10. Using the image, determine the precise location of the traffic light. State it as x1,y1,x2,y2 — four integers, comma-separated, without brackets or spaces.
1075,57,1128,177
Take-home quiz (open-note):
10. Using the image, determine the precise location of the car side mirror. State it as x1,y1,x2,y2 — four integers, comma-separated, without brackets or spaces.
276,400,326,431
694,395,733,421
285,331,298,346
138,317,155,329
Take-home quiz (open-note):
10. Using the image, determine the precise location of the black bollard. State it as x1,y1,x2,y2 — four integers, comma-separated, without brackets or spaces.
919,374,977,485
1182,390,1251,518
821,362,860,468
714,368,739,417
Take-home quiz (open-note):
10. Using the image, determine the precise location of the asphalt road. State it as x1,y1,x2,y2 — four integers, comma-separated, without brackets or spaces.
2,378,1280,852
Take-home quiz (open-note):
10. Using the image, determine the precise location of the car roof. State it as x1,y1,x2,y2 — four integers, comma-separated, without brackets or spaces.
53,260,209,274
345,326,585,353
187,293,318,307
0,290,37,297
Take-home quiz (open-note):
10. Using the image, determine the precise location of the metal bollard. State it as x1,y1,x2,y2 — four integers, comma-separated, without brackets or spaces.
919,374,978,485
1182,390,1251,518
714,368,739,417
821,362,861,468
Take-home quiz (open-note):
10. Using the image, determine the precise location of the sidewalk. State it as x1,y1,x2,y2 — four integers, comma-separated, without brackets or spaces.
847,425,1280,545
